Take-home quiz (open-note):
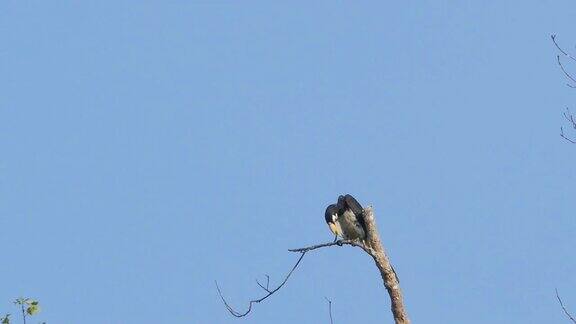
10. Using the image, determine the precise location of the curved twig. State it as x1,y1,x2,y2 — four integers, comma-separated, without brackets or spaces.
556,55,576,87
552,35,576,88
563,108,576,129
556,288,576,323
560,108,576,143
216,239,362,318
552,35,576,63
561,127,576,143
215,252,306,317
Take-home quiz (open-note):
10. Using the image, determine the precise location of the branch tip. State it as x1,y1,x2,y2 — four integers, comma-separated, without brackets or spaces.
556,288,576,324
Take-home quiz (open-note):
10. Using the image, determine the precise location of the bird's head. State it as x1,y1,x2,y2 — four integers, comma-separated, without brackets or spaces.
324,204,339,225
325,203,342,238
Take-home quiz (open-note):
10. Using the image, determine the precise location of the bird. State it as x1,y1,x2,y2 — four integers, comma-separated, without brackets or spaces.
325,194,367,242
326,195,395,279
337,194,367,241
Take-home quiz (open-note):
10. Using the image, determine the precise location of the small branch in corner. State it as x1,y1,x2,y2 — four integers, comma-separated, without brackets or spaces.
551,35,576,88
561,108,576,143
556,288,576,323
563,108,576,129
560,127,576,143
552,35,576,63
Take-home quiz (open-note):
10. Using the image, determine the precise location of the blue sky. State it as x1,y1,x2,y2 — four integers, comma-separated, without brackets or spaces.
2,1,576,323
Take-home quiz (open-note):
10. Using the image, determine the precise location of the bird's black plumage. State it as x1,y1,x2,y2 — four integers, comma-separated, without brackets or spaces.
338,194,364,216
337,194,367,234
325,193,366,241
325,204,339,224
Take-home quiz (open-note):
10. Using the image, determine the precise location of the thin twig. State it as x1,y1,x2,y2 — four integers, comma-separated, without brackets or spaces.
551,35,576,87
216,239,363,318
216,252,306,317
556,55,576,87
560,108,576,143
552,35,576,63
556,288,576,323
563,108,576,129
255,275,271,293
325,297,334,324
288,239,365,253
561,127,576,143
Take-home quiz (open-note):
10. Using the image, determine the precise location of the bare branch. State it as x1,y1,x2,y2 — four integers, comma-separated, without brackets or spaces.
556,55,576,87
216,240,360,318
563,108,576,129
552,35,576,63
551,35,576,87
255,280,270,293
560,108,576,143
556,288,576,323
215,252,306,317
561,127,576,143
255,275,271,293
288,239,364,253
561,127,574,143
325,297,334,324
361,207,408,323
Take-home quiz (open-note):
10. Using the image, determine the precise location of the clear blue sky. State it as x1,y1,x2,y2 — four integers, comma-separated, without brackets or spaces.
2,1,576,323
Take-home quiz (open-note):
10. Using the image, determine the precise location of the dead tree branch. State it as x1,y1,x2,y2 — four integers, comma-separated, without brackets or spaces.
214,252,306,317
552,35,576,63
552,35,576,88
361,207,409,324
552,35,576,142
215,240,358,318
561,127,576,143
557,56,576,88
556,288,576,323
288,239,364,253
561,108,576,143
216,206,409,324
215,252,305,317
563,108,576,129
255,274,271,293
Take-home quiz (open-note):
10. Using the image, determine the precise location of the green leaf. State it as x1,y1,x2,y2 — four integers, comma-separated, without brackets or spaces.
1,314,10,324
26,304,39,316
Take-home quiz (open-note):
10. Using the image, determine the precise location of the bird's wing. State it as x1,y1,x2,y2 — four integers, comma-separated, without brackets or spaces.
344,194,367,233
344,194,364,216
